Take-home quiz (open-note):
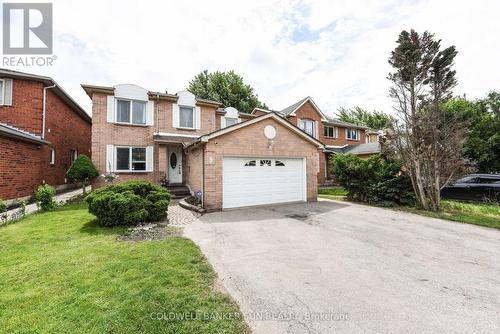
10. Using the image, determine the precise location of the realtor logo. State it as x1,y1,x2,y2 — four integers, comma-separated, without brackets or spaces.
2,3,53,54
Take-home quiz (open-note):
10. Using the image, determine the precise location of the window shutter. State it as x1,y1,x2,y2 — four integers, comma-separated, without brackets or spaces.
146,146,154,172
146,100,154,126
314,121,319,139
172,104,179,128
4,79,13,106
335,127,338,138
220,116,226,129
106,96,115,123
106,145,114,172
195,106,201,129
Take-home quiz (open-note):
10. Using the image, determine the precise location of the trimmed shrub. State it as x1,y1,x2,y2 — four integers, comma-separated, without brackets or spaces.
331,153,414,206
85,181,171,226
35,184,57,211
66,154,99,194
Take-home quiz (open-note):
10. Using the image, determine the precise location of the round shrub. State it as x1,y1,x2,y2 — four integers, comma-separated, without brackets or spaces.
85,181,171,227
35,184,57,211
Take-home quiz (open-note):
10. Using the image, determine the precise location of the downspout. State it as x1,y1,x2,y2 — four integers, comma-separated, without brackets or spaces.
42,84,57,139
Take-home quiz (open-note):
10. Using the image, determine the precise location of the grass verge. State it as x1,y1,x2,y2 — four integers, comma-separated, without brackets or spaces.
0,201,248,334
318,186,348,200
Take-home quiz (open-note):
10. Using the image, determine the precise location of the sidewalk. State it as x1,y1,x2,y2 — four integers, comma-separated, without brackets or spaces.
4,186,90,222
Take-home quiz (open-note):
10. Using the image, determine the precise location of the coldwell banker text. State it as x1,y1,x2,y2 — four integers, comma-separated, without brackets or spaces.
2,3,56,66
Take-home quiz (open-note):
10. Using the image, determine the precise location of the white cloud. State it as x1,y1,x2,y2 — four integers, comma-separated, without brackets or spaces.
2,0,499,118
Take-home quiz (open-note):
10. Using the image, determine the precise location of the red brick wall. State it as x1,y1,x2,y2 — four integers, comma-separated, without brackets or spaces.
0,78,91,200
0,137,43,200
0,79,44,135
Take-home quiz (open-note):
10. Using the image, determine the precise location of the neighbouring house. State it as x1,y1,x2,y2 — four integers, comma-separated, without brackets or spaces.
0,69,91,202
82,84,323,210
251,97,381,184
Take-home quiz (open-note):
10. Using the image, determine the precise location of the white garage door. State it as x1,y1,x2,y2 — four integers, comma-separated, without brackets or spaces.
222,157,306,209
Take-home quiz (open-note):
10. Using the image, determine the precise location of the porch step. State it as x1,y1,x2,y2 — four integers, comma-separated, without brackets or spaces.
166,185,191,199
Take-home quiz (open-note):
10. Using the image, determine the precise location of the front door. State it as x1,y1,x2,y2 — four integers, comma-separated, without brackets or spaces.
168,147,182,184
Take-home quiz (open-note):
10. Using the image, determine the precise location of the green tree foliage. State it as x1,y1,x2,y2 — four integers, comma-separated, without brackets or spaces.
188,70,267,113
443,92,500,172
337,106,394,129
331,154,414,206
85,181,171,227
66,154,99,195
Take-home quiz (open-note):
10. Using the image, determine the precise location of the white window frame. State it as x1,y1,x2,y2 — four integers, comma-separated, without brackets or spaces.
299,119,315,137
346,128,359,141
69,149,78,163
115,146,147,172
115,99,147,125
324,126,337,138
0,79,5,105
49,148,55,165
177,105,195,129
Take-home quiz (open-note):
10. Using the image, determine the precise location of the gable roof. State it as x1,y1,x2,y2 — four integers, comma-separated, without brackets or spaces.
280,96,329,121
185,112,324,150
0,68,91,123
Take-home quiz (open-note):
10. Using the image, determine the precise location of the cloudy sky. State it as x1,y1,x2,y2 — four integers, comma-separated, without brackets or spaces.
2,0,499,118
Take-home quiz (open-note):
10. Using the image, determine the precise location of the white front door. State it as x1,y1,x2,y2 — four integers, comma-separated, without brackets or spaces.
222,157,306,209
168,147,182,184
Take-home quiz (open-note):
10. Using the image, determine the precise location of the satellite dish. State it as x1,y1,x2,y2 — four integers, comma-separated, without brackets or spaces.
264,125,276,139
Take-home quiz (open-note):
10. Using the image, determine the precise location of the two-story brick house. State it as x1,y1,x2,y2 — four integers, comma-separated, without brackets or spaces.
0,69,92,202
252,97,380,184
82,84,325,210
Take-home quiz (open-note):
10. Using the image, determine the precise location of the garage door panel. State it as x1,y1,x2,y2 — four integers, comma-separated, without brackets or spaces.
223,157,305,209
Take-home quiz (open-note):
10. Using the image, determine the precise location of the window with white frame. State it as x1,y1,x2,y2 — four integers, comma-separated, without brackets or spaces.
116,147,146,171
0,79,4,105
69,149,77,164
179,106,194,128
299,119,315,137
116,99,146,125
225,117,238,127
324,126,336,138
49,148,55,165
346,128,359,140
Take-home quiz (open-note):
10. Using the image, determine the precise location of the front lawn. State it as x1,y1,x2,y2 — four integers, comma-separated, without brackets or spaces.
318,186,348,199
399,200,500,230
0,202,248,334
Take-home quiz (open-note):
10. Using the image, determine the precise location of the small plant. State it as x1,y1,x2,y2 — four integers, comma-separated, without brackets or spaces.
35,184,57,211
160,174,169,187
85,181,171,227
66,154,99,194
0,200,7,225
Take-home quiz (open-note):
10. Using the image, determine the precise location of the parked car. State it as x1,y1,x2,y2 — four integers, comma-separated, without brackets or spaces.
441,174,500,203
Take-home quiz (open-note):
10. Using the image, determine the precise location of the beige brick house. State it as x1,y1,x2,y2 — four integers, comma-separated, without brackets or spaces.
82,84,377,210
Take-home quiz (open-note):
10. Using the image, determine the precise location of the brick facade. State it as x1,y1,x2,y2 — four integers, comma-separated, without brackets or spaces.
0,77,91,201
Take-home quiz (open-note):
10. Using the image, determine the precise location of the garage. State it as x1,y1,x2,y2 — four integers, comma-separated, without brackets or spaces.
222,157,306,208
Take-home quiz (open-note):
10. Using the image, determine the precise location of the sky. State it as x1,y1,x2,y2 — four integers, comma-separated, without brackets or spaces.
2,0,499,118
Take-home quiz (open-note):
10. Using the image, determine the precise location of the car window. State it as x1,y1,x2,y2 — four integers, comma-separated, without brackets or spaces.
477,177,500,184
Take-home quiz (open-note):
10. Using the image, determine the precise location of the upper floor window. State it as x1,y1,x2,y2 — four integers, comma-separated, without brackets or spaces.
179,106,195,128
225,117,238,127
0,79,4,105
324,126,337,138
116,99,146,125
299,119,315,137
346,128,359,140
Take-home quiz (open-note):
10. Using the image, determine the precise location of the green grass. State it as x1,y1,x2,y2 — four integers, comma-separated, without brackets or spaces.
0,202,248,334
398,200,500,230
318,186,348,199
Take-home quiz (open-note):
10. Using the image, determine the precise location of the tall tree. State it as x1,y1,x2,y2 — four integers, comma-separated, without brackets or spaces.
444,92,500,172
386,29,467,211
188,70,267,113
337,106,394,129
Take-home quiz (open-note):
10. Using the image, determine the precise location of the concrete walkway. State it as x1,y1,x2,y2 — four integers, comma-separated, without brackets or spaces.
3,186,90,221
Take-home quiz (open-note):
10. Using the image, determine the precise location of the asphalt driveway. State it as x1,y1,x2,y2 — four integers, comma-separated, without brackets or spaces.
184,200,500,334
